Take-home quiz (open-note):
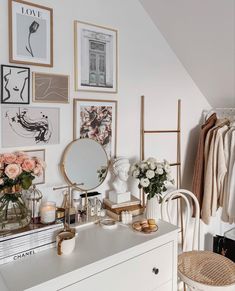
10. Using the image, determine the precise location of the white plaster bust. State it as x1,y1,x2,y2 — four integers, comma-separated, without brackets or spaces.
111,157,130,194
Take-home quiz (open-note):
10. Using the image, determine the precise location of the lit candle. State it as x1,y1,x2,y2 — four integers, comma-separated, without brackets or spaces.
40,202,56,224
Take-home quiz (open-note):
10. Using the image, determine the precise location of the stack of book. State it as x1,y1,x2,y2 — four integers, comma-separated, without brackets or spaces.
103,195,144,221
0,222,63,265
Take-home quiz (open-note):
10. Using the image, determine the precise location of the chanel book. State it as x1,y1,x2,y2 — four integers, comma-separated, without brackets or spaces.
0,222,63,265
0,242,56,265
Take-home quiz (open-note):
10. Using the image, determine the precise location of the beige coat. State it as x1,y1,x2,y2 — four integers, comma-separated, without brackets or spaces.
191,113,217,211
221,125,235,223
227,129,235,222
201,119,229,224
202,127,218,224
212,125,228,216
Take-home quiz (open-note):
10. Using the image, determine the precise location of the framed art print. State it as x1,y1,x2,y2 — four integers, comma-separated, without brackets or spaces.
74,21,118,93
32,72,69,103
73,99,117,158
24,149,45,184
1,65,30,104
9,0,53,67
1,106,60,147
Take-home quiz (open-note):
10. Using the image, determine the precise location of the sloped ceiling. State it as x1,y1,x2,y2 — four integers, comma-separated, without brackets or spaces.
139,0,235,107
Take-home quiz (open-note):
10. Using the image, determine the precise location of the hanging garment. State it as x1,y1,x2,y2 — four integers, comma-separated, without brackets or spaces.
201,119,229,224
221,124,235,223
227,129,235,222
191,113,217,210
221,127,233,206
211,125,228,216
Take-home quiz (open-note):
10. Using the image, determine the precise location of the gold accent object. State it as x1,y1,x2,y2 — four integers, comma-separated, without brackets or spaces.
56,207,65,220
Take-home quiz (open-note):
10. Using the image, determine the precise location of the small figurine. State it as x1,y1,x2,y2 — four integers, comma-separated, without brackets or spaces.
109,157,131,203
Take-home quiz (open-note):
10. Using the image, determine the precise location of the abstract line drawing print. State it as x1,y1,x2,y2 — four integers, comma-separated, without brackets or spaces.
6,108,51,142
33,73,69,103
1,107,60,147
1,65,30,104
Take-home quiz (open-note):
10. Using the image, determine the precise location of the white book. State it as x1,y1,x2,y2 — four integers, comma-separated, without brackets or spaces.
103,195,141,209
0,242,56,265
0,232,55,248
0,239,56,259
0,228,62,258
0,228,60,248
0,222,63,242
0,224,63,259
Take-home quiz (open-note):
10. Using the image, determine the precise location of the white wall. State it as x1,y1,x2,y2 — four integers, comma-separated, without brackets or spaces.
1,0,226,245
140,0,235,108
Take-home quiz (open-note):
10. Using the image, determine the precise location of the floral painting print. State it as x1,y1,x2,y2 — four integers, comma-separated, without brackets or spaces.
80,105,113,158
74,99,117,158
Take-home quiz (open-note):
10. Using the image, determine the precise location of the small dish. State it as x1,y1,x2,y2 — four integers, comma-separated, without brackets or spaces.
100,218,118,230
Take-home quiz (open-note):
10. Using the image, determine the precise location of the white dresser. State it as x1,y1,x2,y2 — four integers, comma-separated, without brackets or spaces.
0,219,178,291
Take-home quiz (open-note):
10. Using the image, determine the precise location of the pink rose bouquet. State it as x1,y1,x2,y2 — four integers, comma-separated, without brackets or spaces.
0,151,46,191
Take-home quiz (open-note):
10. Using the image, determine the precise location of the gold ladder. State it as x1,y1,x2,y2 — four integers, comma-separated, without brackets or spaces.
140,95,183,245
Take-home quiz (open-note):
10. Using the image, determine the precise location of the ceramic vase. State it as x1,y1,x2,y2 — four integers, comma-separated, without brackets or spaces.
145,195,161,220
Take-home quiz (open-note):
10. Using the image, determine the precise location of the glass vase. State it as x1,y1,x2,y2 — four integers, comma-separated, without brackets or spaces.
0,186,31,231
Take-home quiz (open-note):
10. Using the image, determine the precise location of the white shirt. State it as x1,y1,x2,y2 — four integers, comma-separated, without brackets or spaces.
227,129,235,221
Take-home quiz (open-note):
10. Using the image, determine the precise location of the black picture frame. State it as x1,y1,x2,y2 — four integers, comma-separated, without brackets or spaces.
1,64,30,104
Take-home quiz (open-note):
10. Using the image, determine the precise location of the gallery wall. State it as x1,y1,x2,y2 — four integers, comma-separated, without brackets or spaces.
1,0,225,240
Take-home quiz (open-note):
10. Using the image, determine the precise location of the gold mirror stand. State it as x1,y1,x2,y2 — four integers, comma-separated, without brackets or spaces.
53,183,87,228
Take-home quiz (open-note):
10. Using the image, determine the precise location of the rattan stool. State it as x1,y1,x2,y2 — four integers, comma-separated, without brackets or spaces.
178,251,235,291
161,189,235,291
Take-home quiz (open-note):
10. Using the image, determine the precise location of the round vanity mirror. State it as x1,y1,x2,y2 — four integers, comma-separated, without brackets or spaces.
61,138,109,191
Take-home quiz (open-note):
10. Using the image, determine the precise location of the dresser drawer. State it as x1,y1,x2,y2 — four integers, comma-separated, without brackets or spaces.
62,241,173,291
151,280,172,291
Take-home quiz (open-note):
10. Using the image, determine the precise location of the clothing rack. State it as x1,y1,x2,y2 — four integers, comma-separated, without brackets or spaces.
200,107,235,225
204,108,235,122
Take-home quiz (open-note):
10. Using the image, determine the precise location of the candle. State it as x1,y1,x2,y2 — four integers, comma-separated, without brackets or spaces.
40,202,56,224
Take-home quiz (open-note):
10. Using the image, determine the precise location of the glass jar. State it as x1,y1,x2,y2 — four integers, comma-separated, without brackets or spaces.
25,185,43,224
0,185,31,231
40,201,56,224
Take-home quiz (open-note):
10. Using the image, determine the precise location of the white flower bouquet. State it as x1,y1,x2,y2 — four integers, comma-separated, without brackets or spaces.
131,157,174,200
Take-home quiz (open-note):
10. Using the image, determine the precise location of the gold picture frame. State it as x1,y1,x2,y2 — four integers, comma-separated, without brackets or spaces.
9,0,53,67
74,20,118,93
24,149,46,184
32,72,69,103
73,98,117,159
